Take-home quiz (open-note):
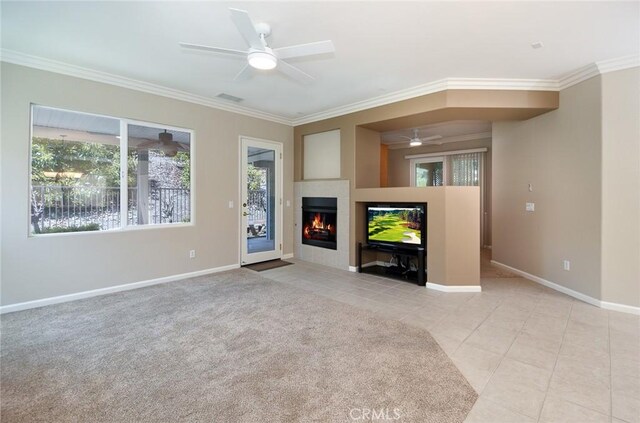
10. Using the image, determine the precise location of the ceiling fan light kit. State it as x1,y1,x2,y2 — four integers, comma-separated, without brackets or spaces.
248,48,277,70
401,129,444,147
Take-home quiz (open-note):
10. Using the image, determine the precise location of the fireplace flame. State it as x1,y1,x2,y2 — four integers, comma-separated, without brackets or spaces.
312,213,326,229
303,213,336,239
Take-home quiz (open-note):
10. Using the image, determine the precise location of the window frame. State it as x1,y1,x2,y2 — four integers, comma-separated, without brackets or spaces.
407,148,487,188
409,156,445,187
28,104,195,237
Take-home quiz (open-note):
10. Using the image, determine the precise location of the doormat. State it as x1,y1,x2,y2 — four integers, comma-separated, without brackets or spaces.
243,259,293,272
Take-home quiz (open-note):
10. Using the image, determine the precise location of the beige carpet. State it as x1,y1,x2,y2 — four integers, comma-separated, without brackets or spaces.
1,269,476,422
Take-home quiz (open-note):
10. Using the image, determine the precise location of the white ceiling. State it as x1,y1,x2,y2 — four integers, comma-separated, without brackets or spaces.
2,2,638,121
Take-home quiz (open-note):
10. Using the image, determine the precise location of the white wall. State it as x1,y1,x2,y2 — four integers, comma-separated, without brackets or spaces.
0,63,294,306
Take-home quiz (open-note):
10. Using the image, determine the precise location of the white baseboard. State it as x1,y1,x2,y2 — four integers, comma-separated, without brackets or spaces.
491,260,640,315
351,263,481,293
0,264,241,314
282,253,294,260
426,282,482,293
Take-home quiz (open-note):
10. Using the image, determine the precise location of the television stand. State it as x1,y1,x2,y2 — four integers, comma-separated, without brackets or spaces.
357,242,426,286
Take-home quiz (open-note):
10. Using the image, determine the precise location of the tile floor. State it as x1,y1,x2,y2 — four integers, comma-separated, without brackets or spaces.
260,251,640,423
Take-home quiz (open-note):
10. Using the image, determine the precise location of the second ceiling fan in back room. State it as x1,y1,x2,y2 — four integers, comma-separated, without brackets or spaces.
401,129,443,147
180,8,335,84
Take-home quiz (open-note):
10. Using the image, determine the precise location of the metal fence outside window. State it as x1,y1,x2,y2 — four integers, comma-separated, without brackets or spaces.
31,185,191,233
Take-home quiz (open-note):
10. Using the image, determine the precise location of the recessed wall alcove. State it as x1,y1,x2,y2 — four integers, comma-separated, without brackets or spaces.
294,88,559,288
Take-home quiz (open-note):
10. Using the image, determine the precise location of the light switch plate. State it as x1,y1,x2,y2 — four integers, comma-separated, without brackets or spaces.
526,202,535,212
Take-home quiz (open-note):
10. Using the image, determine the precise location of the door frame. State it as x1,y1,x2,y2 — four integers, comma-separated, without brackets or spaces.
239,136,283,265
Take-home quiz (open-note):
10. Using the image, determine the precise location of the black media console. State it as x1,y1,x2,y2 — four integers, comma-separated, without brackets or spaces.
357,242,426,286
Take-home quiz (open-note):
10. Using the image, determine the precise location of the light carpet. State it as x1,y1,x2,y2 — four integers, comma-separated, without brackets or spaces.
1,269,476,422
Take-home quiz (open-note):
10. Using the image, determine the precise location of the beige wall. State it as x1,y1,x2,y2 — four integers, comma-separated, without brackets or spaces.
601,68,640,307
379,144,389,187
493,77,604,301
355,126,381,188
0,63,294,306
493,69,640,308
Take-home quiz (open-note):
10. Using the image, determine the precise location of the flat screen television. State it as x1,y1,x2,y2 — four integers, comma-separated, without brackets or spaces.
366,203,426,250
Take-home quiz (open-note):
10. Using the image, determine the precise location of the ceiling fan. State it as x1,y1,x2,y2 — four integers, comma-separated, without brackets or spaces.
400,129,444,147
137,130,188,157
179,8,335,84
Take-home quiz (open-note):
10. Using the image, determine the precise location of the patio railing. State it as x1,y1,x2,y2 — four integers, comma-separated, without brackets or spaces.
247,189,267,224
31,185,190,232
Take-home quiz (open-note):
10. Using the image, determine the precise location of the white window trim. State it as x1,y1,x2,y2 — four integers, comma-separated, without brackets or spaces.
29,104,195,237
409,156,445,187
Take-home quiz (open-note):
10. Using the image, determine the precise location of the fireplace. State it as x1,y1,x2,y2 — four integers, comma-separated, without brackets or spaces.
302,197,337,250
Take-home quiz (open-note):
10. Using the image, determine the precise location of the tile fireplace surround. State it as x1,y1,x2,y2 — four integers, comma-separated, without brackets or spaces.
294,180,349,270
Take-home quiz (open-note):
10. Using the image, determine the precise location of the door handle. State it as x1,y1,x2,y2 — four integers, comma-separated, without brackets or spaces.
242,212,248,216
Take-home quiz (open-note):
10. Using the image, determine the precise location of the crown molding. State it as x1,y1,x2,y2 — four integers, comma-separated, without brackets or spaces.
2,49,637,128
596,54,640,75
292,56,639,126
557,63,601,90
556,55,640,90
0,49,294,126
386,131,492,150
291,77,559,126
444,78,558,91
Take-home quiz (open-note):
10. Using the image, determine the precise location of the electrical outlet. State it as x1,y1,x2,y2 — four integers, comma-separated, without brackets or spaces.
563,260,570,271
189,250,196,259
228,201,234,208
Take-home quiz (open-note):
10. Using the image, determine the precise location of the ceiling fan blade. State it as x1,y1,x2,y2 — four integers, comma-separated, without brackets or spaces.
420,135,443,142
274,40,335,59
179,42,246,57
277,60,314,84
229,8,264,51
233,64,253,81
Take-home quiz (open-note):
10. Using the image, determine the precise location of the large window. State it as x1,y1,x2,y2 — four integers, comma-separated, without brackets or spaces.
30,105,192,235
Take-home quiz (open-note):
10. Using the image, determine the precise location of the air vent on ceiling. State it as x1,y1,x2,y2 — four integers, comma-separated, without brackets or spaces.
216,93,244,103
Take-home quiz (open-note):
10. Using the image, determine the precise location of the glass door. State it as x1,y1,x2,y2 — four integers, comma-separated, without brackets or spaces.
240,137,282,265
